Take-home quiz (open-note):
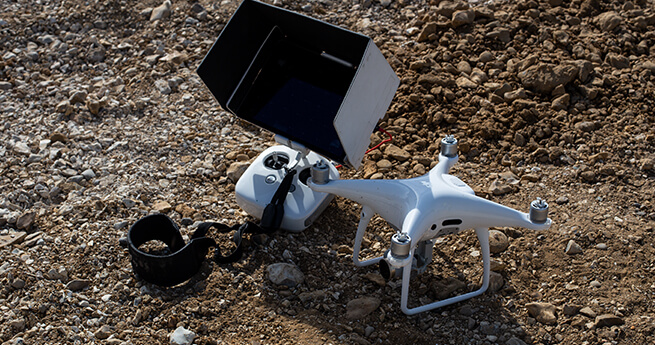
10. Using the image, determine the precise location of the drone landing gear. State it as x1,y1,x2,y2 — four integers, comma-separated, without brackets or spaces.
352,210,492,314
400,227,491,315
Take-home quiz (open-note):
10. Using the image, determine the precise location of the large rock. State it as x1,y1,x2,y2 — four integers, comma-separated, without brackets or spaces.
345,297,380,320
488,230,509,253
417,22,437,42
526,302,558,325
267,263,304,287
384,144,410,161
169,326,196,345
518,63,578,94
226,162,250,183
451,10,474,28
16,211,36,230
565,240,582,255
596,11,622,31
595,314,624,328
150,0,172,21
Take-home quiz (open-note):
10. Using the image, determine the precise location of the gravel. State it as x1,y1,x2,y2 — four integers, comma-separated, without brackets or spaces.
1,0,654,344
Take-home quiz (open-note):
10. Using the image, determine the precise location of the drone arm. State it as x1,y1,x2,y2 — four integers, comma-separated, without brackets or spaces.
447,193,552,231
308,178,414,228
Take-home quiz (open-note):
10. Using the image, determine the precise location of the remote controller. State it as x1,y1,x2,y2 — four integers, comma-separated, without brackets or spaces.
235,145,340,232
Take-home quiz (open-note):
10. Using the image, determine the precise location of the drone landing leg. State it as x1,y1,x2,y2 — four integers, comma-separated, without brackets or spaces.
400,227,491,315
352,206,383,267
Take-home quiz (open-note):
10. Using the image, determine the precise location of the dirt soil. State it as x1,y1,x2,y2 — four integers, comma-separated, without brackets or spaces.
1,0,655,344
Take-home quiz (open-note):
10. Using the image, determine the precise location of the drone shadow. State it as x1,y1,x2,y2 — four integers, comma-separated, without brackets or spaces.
236,202,536,345
132,200,536,344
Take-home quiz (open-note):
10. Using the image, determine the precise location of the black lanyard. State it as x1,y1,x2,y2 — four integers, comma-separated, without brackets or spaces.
126,170,297,286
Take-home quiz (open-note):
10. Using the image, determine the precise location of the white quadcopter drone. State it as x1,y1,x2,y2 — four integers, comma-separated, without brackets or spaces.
197,0,552,315
308,135,551,314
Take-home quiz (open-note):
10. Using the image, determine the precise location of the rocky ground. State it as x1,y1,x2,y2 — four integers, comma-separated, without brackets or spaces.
1,0,655,344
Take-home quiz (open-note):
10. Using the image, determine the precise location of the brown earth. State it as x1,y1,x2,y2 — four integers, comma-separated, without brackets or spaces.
0,0,654,344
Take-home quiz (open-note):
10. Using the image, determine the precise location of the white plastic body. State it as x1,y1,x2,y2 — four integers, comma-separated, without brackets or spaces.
308,153,552,314
235,145,339,232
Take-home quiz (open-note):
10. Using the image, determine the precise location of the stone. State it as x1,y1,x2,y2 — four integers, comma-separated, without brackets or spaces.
479,51,495,63
151,0,172,21
226,162,250,183
0,231,27,248
579,306,596,318
11,278,25,289
640,158,654,171
363,273,386,287
81,169,96,180
160,51,188,65
155,79,172,95
88,47,105,62
417,22,437,42
175,204,195,218
16,211,36,230
56,100,72,114
190,3,205,13
518,63,578,94
595,314,624,328
551,93,570,110
590,280,601,288
66,279,91,292
345,297,380,320
384,145,410,161
596,11,622,31
169,326,196,345
456,76,478,88
565,240,582,255
69,90,87,104
489,179,512,195
556,196,569,204
563,305,581,316
605,53,630,69
376,159,393,170
0,81,12,90
267,263,304,287
86,97,106,115
433,277,466,299
365,326,375,337
488,230,509,253
452,10,474,27
504,88,526,102
152,201,172,213
298,290,327,303
575,121,596,132
470,68,488,84
50,132,68,143
457,61,471,74
486,271,504,293
506,337,528,345
580,170,595,182
95,325,112,340
526,302,558,325
459,305,475,316
13,142,31,155
9,318,25,331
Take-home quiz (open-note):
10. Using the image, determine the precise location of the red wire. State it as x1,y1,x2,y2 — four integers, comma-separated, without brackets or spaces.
334,128,393,169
